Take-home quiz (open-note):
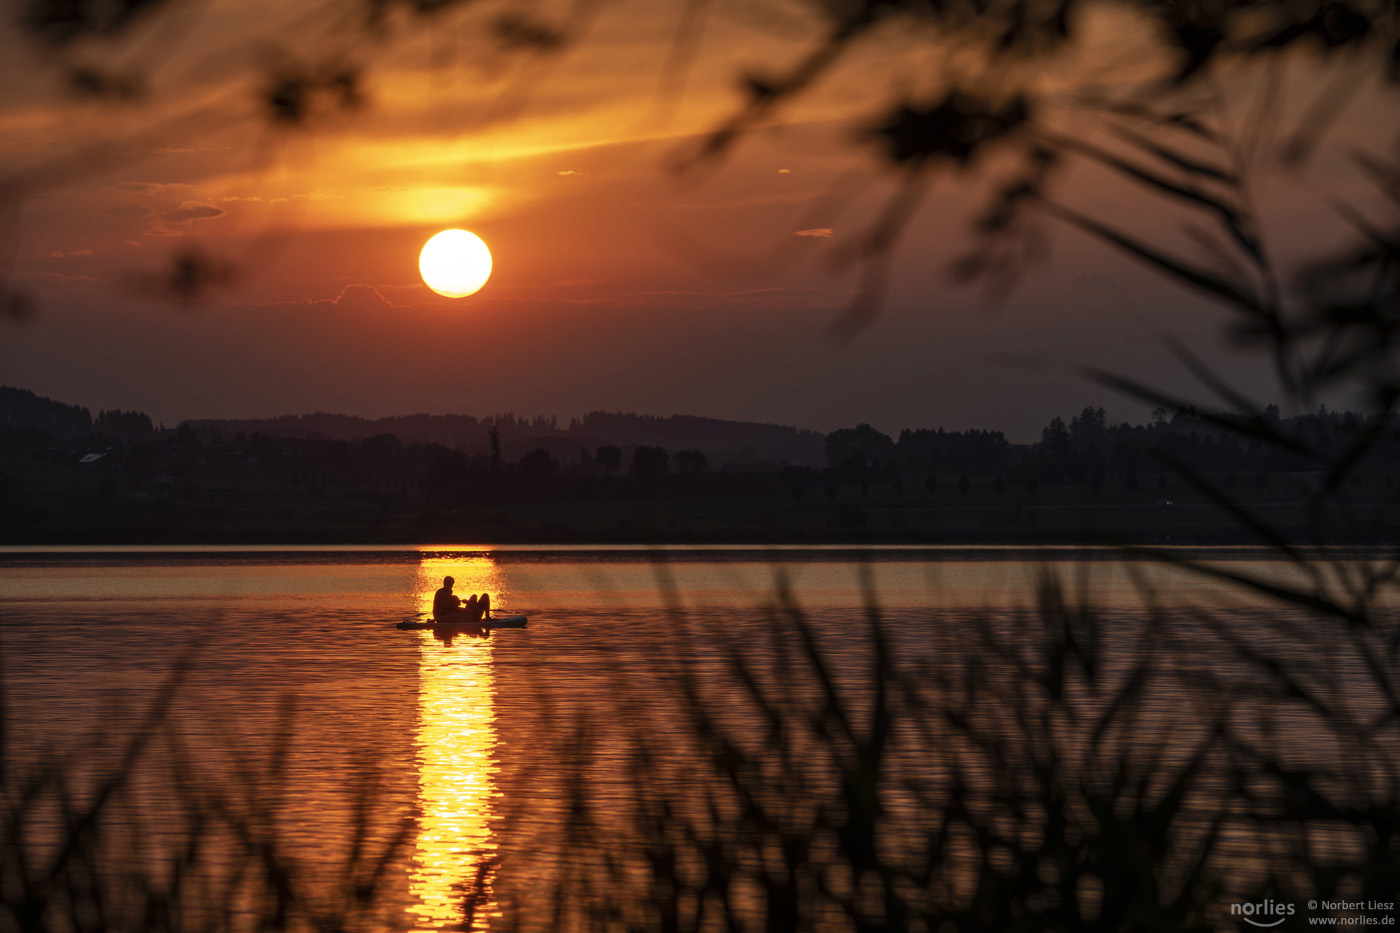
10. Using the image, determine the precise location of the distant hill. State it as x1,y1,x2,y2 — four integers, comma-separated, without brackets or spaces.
0,386,91,439
188,412,496,450
187,409,827,467
568,412,825,468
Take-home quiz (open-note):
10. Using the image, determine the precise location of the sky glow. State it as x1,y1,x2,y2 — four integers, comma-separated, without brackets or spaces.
0,0,1393,438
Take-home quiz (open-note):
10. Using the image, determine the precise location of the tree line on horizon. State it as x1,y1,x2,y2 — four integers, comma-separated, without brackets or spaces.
0,386,827,467
828,403,1398,491
5,386,1400,488
6,385,1400,513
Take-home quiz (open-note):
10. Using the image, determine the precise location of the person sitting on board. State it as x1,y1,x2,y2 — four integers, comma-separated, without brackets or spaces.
432,576,491,623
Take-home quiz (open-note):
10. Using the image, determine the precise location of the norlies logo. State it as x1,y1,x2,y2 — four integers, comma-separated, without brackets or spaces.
1231,900,1296,927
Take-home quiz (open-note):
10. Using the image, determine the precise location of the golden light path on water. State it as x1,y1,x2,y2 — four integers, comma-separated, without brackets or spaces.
408,554,509,931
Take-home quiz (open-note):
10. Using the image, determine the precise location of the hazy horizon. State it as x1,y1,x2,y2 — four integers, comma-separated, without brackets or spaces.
5,375,1289,448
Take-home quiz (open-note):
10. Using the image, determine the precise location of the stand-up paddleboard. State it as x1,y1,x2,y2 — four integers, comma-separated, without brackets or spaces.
396,614,528,630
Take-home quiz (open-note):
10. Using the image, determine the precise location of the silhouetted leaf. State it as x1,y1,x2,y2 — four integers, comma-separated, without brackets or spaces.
22,0,175,46
1053,133,1263,262
1046,200,1266,315
494,12,566,52
1088,368,1313,455
867,92,1030,168
1110,125,1235,182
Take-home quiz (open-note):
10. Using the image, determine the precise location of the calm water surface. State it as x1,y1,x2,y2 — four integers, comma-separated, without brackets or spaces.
0,545,1383,929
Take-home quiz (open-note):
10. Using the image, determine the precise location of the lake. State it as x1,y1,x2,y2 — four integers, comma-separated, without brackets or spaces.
1,545,1394,931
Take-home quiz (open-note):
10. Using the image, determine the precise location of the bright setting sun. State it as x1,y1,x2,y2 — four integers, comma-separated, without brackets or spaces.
419,229,492,298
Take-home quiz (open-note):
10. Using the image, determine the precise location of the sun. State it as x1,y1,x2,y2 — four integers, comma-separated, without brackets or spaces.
419,229,492,298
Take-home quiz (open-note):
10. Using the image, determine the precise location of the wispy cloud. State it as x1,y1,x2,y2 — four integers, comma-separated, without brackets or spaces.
241,284,395,312
114,181,192,193
331,284,394,310
161,202,226,223
107,205,153,219
794,228,833,238
24,271,108,287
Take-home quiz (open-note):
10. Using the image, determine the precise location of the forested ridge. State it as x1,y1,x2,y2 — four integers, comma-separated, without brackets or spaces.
4,387,1397,544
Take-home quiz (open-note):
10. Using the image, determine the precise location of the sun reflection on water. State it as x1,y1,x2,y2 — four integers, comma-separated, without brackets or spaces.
409,555,507,931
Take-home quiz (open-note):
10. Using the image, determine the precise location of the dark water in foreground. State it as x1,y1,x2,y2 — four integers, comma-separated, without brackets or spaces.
1,546,1394,930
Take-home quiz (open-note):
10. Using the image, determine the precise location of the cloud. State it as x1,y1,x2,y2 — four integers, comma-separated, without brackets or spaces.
528,286,827,310
331,283,394,311
160,202,226,223
23,271,108,287
69,249,94,257
107,204,154,219
794,228,833,238
146,146,228,155
245,191,328,201
114,181,191,193
557,169,583,176
778,168,791,174
234,284,396,313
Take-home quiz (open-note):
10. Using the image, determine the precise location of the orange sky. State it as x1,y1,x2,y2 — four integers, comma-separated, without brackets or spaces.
1,0,1393,439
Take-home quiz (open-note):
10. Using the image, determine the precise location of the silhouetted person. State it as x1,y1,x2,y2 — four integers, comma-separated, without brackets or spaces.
432,575,491,623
